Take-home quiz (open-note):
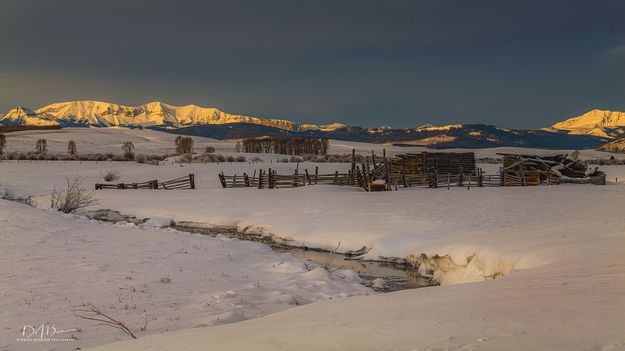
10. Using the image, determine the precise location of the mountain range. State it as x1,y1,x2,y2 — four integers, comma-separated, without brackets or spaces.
1,101,623,149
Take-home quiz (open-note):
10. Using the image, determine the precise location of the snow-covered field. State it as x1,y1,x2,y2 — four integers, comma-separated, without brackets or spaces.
4,127,625,161
1,128,625,350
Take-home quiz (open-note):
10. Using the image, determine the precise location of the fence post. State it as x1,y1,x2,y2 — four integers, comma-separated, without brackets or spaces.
244,173,250,187
219,172,226,188
268,168,273,189
315,166,318,184
351,149,356,185
189,174,195,189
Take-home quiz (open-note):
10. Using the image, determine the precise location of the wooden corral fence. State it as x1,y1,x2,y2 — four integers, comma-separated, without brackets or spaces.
218,149,606,191
96,174,195,190
220,167,354,189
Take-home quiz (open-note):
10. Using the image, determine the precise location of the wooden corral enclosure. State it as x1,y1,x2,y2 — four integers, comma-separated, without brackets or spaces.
95,174,196,190
218,149,607,191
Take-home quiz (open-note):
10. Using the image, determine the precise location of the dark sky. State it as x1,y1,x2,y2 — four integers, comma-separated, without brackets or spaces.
1,0,623,128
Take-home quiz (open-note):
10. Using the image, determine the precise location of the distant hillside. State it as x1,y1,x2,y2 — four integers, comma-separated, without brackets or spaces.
154,123,607,149
598,138,625,154
0,125,62,133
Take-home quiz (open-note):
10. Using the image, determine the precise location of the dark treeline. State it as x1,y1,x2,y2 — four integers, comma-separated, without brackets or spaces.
242,137,329,156
0,125,61,133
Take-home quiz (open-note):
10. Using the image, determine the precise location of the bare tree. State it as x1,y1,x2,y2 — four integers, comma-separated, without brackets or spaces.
50,177,98,213
35,139,47,154
67,140,77,155
180,137,193,154
174,136,193,154
174,135,183,154
0,134,6,155
121,141,135,160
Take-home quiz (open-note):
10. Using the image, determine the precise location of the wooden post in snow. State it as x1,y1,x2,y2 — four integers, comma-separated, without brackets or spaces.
351,149,356,185
315,166,319,184
189,174,195,189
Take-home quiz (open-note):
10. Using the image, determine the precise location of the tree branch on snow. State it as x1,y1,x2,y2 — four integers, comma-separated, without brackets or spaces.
72,304,137,339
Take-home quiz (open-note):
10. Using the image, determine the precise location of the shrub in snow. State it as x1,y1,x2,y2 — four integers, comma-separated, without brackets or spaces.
50,177,98,213
102,170,120,182
204,146,216,153
326,155,339,163
135,154,147,163
236,156,246,162
180,153,193,163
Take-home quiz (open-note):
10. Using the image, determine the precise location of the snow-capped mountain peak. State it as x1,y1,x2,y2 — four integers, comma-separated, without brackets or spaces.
550,109,625,138
1,100,300,130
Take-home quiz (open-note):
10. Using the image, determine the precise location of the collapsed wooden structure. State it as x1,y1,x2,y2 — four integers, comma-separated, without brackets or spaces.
95,174,196,190
500,154,606,186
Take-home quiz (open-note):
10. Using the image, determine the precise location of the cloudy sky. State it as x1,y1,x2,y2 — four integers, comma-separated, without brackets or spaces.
0,0,623,128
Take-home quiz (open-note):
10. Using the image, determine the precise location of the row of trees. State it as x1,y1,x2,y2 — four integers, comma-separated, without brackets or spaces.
240,137,329,156
0,135,137,160
0,135,78,155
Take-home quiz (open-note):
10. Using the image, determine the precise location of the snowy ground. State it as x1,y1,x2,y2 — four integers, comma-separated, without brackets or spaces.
1,128,625,350
0,200,370,351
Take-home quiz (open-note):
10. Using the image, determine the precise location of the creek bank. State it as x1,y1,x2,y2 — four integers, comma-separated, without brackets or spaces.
79,210,439,291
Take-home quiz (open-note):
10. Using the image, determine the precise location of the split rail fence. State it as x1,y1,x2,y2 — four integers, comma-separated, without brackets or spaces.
95,174,195,190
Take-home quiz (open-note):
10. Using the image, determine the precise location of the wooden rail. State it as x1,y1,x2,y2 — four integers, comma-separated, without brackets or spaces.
96,174,195,190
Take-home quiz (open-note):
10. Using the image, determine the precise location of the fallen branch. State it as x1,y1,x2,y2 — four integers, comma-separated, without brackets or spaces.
72,304,137,339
